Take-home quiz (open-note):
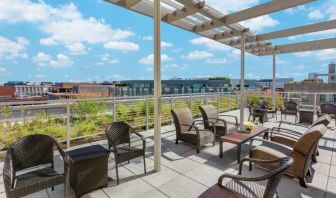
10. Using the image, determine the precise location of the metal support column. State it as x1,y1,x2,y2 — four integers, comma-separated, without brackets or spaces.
239,32,246,130
272,54,276,110
146,96,149,131
153,0,161,172
66,101,71,148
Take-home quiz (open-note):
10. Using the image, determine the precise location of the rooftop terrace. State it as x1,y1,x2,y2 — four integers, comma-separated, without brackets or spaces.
1,109,334,198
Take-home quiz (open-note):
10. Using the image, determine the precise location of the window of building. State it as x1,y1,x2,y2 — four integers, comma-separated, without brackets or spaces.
320,95,326,103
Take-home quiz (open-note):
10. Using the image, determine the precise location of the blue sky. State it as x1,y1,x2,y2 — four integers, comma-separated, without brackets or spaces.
0,0,335,83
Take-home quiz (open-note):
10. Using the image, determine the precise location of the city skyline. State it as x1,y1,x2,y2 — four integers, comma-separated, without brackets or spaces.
0,0,335,83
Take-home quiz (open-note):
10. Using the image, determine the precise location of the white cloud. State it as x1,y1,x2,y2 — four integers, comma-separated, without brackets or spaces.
190,37,230,51
164,63,188,70
181,51,213,60
0,1,138,53
0,67,6,72
103,41,139,52
143,36,153,41
205,58,228,64
33,52,51,66
241,15,279,32
40,38,58,46
139,54,172,65
0,36,29,59
65,42,86,54
49,53,73,67
206,0,259,14
308,10,324,20
161,41,173,48
317,49,336,60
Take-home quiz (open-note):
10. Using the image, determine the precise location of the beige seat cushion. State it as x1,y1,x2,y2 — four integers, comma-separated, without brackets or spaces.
184,130,214,146
214,123,238,136
271,134,298,148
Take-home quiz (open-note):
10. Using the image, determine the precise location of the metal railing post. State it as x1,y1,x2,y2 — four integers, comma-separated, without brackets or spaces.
228,93,231,111
113,97,116,122
66,100,71,148
170,95,173,124
205,94,207,105
146,96,149,130
313,93,317,115
264,91,267,101
190,95,192,113
217,94,220,113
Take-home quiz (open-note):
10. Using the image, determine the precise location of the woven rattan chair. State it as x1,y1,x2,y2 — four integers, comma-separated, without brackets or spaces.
3,134,69,198
199,105,238,137
248,105,267,125
171,108,215,153
105,122,146,184
268,114,331,162
250,124,327,187
199,157,293,198
260,100,277,120
280,101,298,123
317,103,336,124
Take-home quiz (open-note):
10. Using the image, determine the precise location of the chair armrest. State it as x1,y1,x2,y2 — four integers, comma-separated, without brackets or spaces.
179,123,200,135
55,142,70,164
219,115,238,126
267,131,300,140
130,127,146,148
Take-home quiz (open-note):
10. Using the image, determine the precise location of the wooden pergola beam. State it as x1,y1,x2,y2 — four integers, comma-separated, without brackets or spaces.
162,1,205,23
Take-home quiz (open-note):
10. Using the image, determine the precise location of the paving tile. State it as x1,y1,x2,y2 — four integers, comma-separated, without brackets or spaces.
311,162,331,176
123,157,154,175
184,163,223,187
327,177,336,193
82,189,109,198
161,156,200,174
103,178,156,198
141,166,180,188
22,190,49,198
326,192,336,198
306,172,328,190
158,174,207,198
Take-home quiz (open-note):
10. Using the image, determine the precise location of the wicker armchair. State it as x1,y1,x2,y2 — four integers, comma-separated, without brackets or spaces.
199,105,238,137
317,103,336,124
105,122,146,184
260,100,278,120
250,124,327,187
3,134,69,198
280,101,298,123
199,157,293,198
248,105,268,125
171,108,215,153
268,114,331,162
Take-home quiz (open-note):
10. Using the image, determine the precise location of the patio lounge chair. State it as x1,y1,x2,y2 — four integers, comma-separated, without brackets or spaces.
317,103,336,124
280,101,298,123
3,134,68,198
269,114,331,162
171,108,215,153
199,157,293,198
105,122,146,184
199,105,238,137
249,124,327,187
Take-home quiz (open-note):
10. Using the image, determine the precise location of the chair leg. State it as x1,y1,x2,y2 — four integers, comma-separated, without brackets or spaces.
197,148,200,153
52,186,54,191
64,183,67,198
249,161,252,171
116,163,119,185
307,168,312,176
143,155,147,174
299,177,307,188
175,139,178,144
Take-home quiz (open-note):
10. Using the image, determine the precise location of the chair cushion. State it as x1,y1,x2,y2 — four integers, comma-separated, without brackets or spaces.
293,124,327,156
15,167,64,192
117,146,143,156
172,108,193,133
199,184,248,198
184,130,214,146
251,143,292,161
215,123,237,136
271,134,298,148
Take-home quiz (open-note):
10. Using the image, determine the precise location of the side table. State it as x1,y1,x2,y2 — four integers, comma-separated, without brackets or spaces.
67,145,109,197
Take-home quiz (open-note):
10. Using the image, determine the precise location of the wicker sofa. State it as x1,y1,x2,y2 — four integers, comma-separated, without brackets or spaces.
249,124,327,187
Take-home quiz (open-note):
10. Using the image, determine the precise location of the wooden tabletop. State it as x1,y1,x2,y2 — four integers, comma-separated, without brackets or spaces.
220,127,268,144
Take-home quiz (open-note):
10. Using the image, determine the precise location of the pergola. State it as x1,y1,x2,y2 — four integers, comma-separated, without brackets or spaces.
105,0,336,172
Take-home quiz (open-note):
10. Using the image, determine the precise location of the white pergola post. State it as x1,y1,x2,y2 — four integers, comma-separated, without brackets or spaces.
239,32,246,129
272,54,276,110
153,0,161,172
